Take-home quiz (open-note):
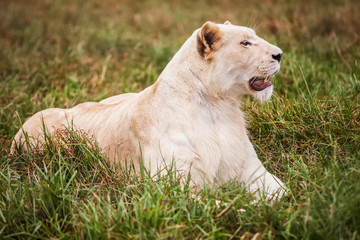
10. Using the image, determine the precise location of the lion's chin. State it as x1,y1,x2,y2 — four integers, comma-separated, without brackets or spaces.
252,85,273,103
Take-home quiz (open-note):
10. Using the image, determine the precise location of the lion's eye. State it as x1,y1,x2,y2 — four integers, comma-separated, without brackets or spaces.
240,40,252,47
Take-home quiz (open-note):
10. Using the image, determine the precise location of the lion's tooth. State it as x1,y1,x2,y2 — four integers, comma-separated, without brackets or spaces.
264,77,269,82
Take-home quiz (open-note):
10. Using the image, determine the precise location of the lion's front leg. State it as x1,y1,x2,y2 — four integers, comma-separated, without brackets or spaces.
240,158,287,200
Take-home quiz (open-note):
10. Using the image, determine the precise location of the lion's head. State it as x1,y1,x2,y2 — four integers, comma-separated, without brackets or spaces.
196,21,282,102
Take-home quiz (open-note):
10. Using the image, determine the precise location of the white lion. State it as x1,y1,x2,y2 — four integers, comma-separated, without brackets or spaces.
12,21,286,198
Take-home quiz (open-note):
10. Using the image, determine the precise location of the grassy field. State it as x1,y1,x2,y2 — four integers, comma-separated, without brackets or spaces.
1,0,360,239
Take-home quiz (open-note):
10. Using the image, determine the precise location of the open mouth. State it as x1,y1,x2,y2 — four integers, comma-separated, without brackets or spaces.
249,76,273,91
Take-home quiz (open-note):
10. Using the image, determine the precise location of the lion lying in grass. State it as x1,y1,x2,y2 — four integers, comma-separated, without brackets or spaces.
12,21,286,198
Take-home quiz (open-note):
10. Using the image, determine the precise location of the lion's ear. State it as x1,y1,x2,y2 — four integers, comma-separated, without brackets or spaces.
197,21,223,60
224,20,232,25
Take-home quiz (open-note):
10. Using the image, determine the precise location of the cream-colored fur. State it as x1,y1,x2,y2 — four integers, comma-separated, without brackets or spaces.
12,21,286,198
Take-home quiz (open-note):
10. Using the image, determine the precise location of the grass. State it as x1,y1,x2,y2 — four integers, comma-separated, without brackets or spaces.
1,0,360,238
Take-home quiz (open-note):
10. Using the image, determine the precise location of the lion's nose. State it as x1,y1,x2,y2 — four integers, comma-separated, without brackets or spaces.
272,53,282,63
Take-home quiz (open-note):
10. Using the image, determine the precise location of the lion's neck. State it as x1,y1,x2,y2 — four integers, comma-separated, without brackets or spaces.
157,32,238,104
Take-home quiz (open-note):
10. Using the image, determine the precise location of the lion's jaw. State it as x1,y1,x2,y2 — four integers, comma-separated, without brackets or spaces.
190,22,282,102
